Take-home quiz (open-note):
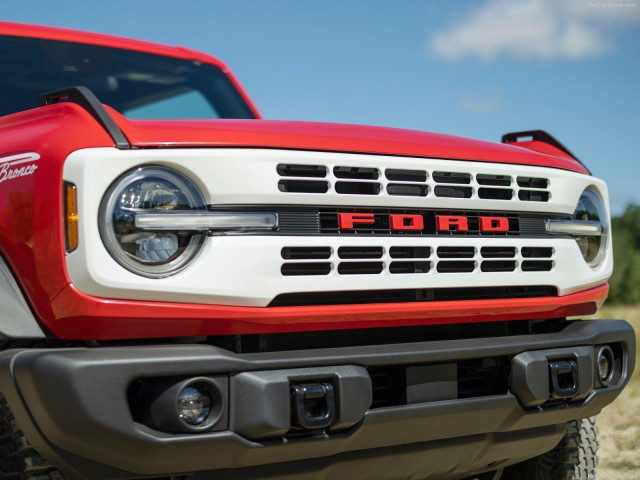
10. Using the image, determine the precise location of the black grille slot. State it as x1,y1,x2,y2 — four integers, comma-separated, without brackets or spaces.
335,181,381,195
277,164,327,178
521,247,553,258
478,188,513,200
269,286,557,306
434,185,472,198
433,172,471,184
334,166,379,180
369,367,406,408
519,190,550,202
519,217,548,236
437,261,475,273
517,177,548,189
387,183,428,197
476,174,512,186
281,247,331,260
437,246,475,258
480,247,516,258
281,263,331,276
522,260,553,272
389,247,431,258
385,169,427,182
338,246,383,259
390,261,430,274
457,358,509,399
277,211,320,233
338,262,384,275
481,260,516,272
278,179,328,193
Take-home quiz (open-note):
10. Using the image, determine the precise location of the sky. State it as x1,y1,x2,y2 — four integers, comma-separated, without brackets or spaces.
2,0,639,214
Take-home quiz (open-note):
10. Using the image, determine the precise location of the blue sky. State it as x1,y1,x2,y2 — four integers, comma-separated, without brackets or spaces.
3,0,639,214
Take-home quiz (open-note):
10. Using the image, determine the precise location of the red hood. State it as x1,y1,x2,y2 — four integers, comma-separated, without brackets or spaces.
109,110,588,174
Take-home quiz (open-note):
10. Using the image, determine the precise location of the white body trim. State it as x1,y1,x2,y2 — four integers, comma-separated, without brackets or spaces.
63,147,612,307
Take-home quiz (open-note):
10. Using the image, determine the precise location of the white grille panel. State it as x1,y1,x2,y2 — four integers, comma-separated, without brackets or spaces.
277,162,550,203
63,147,613,306
280,245,554,276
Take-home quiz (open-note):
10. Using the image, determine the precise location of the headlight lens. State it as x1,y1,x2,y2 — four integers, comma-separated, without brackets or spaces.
99,166,206,278
573,188,607,268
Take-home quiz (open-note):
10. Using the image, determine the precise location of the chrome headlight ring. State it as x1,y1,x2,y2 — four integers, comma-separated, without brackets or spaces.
546,188,608,269
99,166,207,278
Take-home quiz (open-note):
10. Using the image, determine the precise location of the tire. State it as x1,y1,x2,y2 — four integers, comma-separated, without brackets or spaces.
0,392,65,480
501,416,599,480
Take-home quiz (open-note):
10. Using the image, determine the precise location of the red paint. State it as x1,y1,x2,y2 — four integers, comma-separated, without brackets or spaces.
480,216,509,232
504,140,574,160
0,21,261,119
338,212,375,229
47,284,608,340
0,104,115,330
390,214,424,231
105,110,589,174
437,216,469,232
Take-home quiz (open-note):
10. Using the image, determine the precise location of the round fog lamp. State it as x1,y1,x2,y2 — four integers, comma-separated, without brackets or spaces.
596,346,615,386
177,384,212,425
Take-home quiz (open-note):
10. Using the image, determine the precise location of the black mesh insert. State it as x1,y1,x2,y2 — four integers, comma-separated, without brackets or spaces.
269,286,557,306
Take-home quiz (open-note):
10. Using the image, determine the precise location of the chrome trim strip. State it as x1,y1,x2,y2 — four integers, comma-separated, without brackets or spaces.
545,220,603,236
135,212,278,231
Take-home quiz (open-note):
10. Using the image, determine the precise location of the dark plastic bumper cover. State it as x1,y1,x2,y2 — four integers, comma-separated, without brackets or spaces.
0,319,634,480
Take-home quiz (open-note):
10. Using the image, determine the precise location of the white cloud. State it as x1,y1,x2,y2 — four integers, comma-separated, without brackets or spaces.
431,0,640,61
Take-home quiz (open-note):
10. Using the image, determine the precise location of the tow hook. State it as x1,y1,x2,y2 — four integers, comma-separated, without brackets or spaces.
549,360,579,399
292,383,335,429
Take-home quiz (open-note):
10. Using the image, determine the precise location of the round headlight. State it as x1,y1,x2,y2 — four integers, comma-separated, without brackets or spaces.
573,188,607,268
99,166,206,278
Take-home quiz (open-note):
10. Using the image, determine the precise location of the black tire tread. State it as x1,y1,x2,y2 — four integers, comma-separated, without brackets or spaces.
502,416,599,480
0,392,65,480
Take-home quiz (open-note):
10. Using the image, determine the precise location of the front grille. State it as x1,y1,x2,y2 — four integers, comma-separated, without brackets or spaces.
367,357,510,409
335,181,381,195
278,179,328,193
337,262,384,275
385,168,427,182
269,286,557,306
281,263,331,276
211,206,563,237
281,247,331,259
276,163,550,202
318,208,522,236
280,245,555,276
226,319,565,353
338,246,384,259
334,166,379,180
457,357,510,399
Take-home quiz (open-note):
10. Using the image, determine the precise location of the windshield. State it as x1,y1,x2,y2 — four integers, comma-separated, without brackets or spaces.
0,35,257,119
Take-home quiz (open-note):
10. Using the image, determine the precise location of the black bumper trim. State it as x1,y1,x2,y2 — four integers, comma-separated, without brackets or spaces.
0,319,634,480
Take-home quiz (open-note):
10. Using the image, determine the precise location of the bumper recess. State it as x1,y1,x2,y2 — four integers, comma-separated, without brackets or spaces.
0,319,634,480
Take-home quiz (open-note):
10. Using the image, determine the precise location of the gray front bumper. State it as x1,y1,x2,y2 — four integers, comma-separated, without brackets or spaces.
0,319,634,480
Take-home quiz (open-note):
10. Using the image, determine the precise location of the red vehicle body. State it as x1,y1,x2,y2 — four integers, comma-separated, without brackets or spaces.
0,21,634,480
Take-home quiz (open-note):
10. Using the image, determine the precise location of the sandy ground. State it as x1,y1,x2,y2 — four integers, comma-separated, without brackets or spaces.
592,305,640,479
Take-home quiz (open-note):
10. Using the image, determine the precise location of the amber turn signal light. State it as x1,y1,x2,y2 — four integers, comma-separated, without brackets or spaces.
64,182,79,252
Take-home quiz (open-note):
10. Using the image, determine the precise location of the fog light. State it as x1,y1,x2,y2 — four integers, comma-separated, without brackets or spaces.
596,346,615,386
140,377,226,433
178,384,212,425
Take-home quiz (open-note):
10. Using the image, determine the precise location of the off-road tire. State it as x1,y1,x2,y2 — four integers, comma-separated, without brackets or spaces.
501,416,599,480
0,392,65,480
